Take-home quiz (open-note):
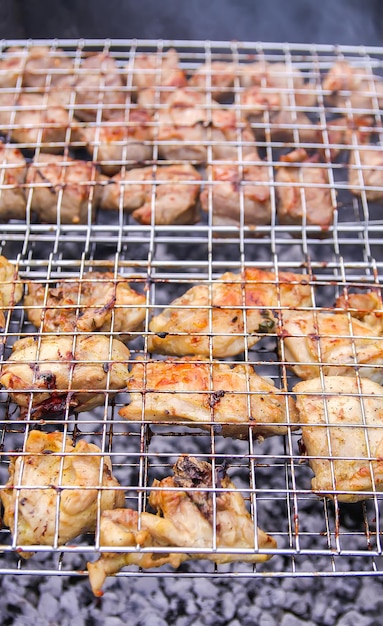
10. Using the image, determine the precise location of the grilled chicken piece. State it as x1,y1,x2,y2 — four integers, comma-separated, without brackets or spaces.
24,272,146,339
157,88,254,162
0,334,130,418
275,149,335,230
87,455,277,596
281,309,383,383
188,61,237,100
0,47,25,88
316,115,375,161
335,290,383,335
238,60,316,103
148,268,312,358
80,109,153,175
120,358,298,439
349,147,383,201
21,45,74,88
1,430,125,557
130,48,187,92
294,376,383,502
0,91,77,152
322,60,383,111
25,153,103,224
200,151,271,227
0,143,27,221
100,163,201,225
0,255,23,329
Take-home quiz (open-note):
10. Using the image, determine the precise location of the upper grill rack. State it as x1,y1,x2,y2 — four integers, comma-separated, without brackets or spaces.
0,39,383,587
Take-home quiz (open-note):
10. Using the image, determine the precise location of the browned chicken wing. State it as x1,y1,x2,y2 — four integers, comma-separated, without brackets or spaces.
100,163,201,225
24,272,146,339
87,455,277,596
294,376,383,502
148,268,312,358
120,358,298,439
0,334,131,418
25,153,103,224
0,143,27,221
275,149,335,230
1,430,125,557
200,151,271,227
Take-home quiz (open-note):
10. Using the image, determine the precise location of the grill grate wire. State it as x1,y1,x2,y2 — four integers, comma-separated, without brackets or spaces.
0,39,383,584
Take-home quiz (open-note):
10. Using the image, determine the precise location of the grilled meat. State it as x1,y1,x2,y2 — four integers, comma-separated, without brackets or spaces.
21,45,74,89
0,47,25,88
280,309,383,383
0,143,27,221
87,455,277,596
120,358,298,439
0,334,130,418
200,151,271,227
0,255,23,329
188,61,237,100
238,60,317,104
130,48,187,92
148,268,312,358
275,149,335,230
24,272,146,339
80,109,153,175
25,153,103,224
349,147,383,201
0,430,125,557
100,163,201,225
322,59,383,111
335,290,383,335
294,376,383,502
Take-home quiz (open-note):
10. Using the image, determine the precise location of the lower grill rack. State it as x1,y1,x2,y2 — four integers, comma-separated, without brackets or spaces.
0,39,383,593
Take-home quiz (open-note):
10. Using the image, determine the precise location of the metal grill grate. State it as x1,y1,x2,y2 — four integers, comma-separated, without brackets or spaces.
0,39,383,588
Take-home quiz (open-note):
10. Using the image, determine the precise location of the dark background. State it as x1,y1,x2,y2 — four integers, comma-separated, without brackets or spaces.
1,0,383,46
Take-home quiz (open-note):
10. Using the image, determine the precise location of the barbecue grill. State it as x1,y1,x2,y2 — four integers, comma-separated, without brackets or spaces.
1,39,383,597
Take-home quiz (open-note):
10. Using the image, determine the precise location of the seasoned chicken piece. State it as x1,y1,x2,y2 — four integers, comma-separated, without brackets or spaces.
24,272,146,339
0,255,23,329
335,290,383,335
87,455,277,596
100,163,201,225
294,376,383,502
0,47,24,88
275,149,335,230
157,89,254,162
1,430,125,557
0,92,77,152
129,48,187,92
25,153,103,224
349,147,383,201
0,143,27,221
238,60,317,105
281,309,383,383
251,107,318,144
322,60,383,111
148,268,312,358
80,109,153,175
188,61,237,100
200,151,271,227
316,115,375,161
120,358,298,439
21,45,74,88
0,334,130,418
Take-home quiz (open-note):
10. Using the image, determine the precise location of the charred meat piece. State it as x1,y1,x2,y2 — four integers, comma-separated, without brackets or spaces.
0,334,130,418
349,147,383,201
0,430,124,557
0,143,27,221
294,376,383,502
0,92,78,152
120,357,298,439
87,455,277,596
148,268,312,358
200,151,271,227
275,149,335,230
24,272,146,340
80,109,153,175
100,163,201,225
188,61,237,100
0,255,23,330
25,153,103,224
335,290,383,335
322,59,383,111
157,88,254,162
280,309,383,383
